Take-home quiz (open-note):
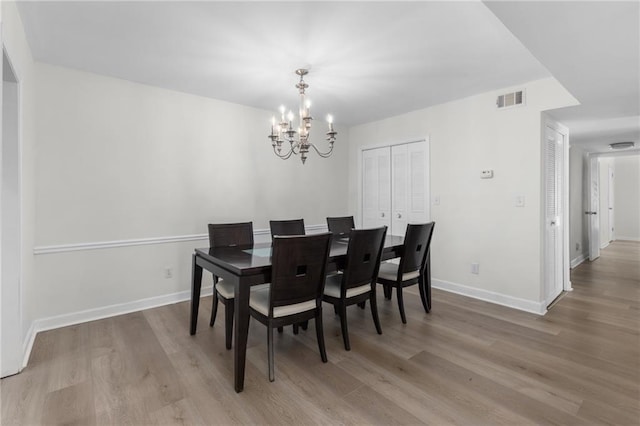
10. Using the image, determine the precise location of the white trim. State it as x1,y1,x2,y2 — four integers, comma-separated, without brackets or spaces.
21,321,36,369
21,285,214,367
570,253,588,269
1,43,25,378
33,233,209,255
360,136,428,152
600,241,610,250
615,236,640,242
432,279,547,315
33,224,328,255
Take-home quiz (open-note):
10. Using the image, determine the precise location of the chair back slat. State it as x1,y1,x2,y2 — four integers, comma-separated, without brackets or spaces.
341,226,387,291
269,219,305,238
270,233,332,309
326,216,355,238
208,222,254,248
400,222,435,275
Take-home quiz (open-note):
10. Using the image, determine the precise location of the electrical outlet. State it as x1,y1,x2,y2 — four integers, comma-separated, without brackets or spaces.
471,263,480,274
515,195,525,207
576,243,580,251
164,267,173,279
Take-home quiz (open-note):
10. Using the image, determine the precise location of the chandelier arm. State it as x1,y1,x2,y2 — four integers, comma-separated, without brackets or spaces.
273,145,295,160
308,142,334,158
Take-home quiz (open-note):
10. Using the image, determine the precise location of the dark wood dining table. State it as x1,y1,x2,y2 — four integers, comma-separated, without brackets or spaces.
189,234,431,392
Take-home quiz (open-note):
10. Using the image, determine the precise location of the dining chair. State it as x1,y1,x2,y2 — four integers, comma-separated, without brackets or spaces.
269,218,308,333
322,226,387,351
207,222,260,350
248,233,332,382
326,216,355,238
269,219,306,238
377,222,435,324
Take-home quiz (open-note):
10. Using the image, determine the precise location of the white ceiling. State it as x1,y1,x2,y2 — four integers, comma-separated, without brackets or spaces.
15,1,640,153
485,0,640,154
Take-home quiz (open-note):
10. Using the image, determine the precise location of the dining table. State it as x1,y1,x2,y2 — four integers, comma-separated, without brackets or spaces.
189,233,431,392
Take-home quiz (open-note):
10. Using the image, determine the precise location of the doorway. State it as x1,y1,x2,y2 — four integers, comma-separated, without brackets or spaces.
607,164,615,243
543,120,570,307
1,47,23,378
588,153,640,259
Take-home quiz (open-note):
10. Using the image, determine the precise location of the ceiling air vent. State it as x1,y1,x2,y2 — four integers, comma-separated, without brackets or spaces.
496,90,524,109
609,141,635,150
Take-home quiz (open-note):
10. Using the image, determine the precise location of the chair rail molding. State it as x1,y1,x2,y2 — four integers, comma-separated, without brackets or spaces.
33,224,328,255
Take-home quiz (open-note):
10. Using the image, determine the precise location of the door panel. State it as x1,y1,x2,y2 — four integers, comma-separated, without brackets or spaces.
544,126,563,306
391,144,408,235
362,147,391,229
608,166,614,242
588,156,600,261
407,141,428,225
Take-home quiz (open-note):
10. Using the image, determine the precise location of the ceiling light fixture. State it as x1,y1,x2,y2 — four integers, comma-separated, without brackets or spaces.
268,69,337,164
609,141,635,150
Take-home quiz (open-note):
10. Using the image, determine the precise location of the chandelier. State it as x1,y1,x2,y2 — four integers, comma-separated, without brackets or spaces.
268,69,337,164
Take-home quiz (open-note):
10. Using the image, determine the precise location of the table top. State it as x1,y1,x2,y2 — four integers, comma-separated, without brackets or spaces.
195,234,405,277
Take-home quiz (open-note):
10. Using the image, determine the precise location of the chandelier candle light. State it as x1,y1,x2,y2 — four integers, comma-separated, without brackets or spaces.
268,69,337,164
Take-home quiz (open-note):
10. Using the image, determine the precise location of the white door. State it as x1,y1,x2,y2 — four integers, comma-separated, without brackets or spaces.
362,147,391,229
544,126,563,305
588,156,600,261
391,141,429,235
608,166,615,242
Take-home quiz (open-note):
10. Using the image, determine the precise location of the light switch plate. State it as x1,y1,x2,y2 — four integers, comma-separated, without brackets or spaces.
433,195,440,206
515,195,525,207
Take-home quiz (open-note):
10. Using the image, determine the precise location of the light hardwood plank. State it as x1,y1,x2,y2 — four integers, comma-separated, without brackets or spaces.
2,241,638,425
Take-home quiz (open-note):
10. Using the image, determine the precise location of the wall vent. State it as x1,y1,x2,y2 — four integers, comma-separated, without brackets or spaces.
496,90,525,109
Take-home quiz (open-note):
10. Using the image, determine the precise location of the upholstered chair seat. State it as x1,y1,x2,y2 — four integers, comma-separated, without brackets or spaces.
377,263,420,282
250,285,316,318
323,274,371,299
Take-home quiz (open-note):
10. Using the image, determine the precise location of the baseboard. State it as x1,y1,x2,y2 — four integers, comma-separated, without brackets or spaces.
20,285,213,368
600,241,610,250
570,253,588,269
432,279,547,315
21,321,37,370
615,236,640,242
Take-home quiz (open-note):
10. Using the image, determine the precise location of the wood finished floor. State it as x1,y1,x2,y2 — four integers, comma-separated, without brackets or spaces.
2,241,639,425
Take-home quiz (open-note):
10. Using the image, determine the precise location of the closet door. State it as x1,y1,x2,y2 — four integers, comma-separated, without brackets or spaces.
362,147,391,229
391,141,429,235
391,144,409,235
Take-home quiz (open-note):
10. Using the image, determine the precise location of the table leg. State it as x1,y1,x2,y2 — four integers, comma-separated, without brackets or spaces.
234,281,250,392
190,253,203,335
418,251,432,313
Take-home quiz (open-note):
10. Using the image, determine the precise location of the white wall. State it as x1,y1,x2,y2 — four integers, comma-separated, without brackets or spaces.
1,0,37,366
598,156,614,247
569,145,588,266
613,155,640,241
32,64,348,323
348,78,577,312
